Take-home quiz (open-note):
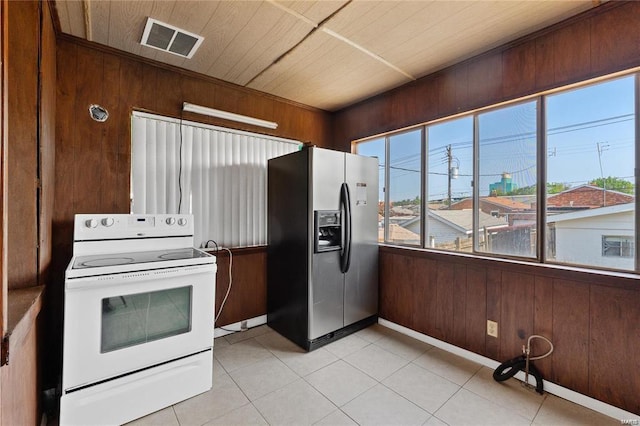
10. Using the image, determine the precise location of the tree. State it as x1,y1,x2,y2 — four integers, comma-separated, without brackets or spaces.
547,182,570,194
393,196,421,206
590,176,634,194
507,185,535,196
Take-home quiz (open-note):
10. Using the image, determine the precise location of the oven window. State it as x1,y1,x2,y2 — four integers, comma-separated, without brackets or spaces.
101,286,192,353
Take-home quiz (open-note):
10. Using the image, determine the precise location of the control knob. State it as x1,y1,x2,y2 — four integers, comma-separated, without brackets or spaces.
85,219,98,228
101,217,114,227
177,218,188,226
166,217,176,225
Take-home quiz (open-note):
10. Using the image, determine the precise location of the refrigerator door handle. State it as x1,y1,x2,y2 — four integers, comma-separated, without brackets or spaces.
340,183,352,273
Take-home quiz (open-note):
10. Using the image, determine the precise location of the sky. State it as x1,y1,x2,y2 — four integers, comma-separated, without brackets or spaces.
355,74,635,203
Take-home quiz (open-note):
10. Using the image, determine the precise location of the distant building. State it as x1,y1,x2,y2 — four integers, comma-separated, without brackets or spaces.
401,209,508,248
450,196,534,226
546,184,633,210
547,203,634,270
489,172,517,195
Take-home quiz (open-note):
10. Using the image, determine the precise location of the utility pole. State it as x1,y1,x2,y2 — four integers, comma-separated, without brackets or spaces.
447,145,452,208
597,142,609,206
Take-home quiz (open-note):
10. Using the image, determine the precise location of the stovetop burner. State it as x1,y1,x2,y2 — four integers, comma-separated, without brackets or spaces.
158,250,194,261
72,248,211,270
79,257,136,268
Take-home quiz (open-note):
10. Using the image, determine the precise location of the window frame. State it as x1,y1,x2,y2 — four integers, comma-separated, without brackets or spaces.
353,70,638,274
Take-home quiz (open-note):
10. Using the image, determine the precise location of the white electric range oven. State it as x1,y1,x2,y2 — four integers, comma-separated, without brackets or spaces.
60,214,216,426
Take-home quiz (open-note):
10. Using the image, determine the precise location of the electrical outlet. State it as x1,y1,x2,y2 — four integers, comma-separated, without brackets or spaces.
240,320,248,331
487,320,498,338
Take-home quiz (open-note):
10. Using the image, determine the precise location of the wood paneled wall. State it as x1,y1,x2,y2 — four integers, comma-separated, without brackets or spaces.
6,0,39,290
331,1,640,150
40,0,57,287
213,247,266,327
50,38,333,384
1,316,39,426
1,0,55,423
380,246,640,414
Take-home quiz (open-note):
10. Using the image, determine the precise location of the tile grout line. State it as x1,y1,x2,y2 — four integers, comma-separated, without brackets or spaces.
529,393,549,424
377,380,437,420
460,366,545,422
224,332,345,424
226,334,298,425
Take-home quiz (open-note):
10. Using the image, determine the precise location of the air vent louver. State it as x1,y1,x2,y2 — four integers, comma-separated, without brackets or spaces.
140,18,203,59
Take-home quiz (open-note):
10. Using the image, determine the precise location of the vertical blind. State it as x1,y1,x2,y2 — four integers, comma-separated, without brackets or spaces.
131,112,301,248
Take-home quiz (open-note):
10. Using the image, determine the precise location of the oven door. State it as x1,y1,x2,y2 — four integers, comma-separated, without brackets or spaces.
62,263,216,391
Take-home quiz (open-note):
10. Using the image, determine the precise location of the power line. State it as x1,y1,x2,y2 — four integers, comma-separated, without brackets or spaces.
419,113,635,154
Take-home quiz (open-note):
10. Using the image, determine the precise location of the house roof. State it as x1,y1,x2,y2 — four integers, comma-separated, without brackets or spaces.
546,202,634,223
428,209,508,234
449,196,532,212
481,197,531,211
547,184,634,208
379,223,420,242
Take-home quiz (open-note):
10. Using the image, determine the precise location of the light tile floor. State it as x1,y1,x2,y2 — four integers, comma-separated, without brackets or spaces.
129,324,620,426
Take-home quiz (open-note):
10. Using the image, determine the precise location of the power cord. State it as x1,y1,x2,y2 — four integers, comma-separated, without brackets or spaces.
204,239,218,252
214,247,232,325
205,240,232,325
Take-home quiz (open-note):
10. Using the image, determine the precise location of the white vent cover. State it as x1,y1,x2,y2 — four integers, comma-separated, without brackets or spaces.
140,18,204,59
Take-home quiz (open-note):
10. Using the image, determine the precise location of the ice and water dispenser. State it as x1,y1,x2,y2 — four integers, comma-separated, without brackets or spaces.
314,210,342,252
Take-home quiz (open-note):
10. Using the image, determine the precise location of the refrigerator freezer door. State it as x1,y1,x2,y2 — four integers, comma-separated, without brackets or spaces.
344,153,379,325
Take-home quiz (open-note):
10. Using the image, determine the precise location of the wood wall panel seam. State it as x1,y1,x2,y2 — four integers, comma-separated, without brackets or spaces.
1,0,7,341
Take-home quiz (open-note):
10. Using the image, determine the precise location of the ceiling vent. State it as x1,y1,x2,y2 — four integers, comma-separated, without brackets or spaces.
140,18,204,59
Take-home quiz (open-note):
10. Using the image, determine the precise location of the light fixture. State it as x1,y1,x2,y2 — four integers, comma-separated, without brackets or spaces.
182,102,278,130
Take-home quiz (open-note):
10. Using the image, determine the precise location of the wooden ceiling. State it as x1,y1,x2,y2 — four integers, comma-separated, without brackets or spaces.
54,0,598,112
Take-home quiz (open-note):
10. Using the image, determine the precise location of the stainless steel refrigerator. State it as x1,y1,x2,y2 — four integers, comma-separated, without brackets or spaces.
267,146,378,351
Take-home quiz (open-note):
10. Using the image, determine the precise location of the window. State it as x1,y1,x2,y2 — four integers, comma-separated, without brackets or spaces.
477,101,537,258
388,130,422,245
131,112,301,248
354,71,638,273
602,236,634,258
426,117,473,252
355,131,422,245
545,76,635,271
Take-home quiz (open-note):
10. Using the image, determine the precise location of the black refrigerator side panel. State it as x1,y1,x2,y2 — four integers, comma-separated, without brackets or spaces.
267,149,309,349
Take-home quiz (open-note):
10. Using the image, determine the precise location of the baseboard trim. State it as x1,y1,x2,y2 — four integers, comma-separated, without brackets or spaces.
378,318,638,421
214,315,267,338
